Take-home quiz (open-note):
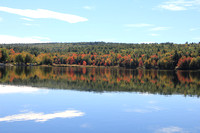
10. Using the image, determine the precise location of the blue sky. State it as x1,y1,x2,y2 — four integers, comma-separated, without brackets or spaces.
0,0,199,43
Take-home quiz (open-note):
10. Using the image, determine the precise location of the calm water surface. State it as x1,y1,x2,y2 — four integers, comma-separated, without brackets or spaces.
0,66,200,133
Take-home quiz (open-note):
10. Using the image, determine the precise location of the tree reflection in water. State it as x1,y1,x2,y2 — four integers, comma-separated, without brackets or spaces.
0,66,200,97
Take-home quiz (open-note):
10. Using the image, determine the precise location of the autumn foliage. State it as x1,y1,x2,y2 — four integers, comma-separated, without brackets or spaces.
1,42,200,70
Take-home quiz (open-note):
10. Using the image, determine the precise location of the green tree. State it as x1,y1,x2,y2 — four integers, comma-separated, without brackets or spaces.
1,49,8,63
15,54,24,64
25,54,32,64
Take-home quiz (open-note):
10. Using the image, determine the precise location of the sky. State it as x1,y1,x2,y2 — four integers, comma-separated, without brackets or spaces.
0,0,199,44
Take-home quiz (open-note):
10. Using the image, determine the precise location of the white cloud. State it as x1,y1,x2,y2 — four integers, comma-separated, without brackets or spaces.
150,27,170,31
23,23,39,26
0,35,50,44
24,23,33,26
149,33,160,36
124,23,153,28
156,126,185,133
190,28,200,31
21,17,33,21
158,0,200,11
0,6,88,23
159,4,187,11
32,36,50,40
83,6,94,10
192,37,200,40
0,110,84,122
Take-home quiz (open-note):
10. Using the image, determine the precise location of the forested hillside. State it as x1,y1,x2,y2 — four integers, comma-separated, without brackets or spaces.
0,42,200,70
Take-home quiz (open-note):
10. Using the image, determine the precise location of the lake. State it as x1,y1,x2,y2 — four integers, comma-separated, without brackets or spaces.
0,66,200,133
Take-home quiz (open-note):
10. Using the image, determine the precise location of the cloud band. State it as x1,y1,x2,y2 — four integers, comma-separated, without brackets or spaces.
0,6,88,23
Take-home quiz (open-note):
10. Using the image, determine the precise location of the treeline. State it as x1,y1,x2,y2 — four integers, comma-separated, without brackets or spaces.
1,67,200,96
1,42,200,70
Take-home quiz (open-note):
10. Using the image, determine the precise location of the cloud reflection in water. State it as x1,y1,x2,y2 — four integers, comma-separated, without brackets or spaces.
0,110,85,122
0,85,47,94
155,126,185,133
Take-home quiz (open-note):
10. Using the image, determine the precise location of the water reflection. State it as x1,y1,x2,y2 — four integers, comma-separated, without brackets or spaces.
1,66,200,96
0,85,41,94
124,105,162,113
0,110,85,122
155,126,185,133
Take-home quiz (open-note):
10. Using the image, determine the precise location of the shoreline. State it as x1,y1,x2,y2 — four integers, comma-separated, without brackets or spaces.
1,63,200,71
